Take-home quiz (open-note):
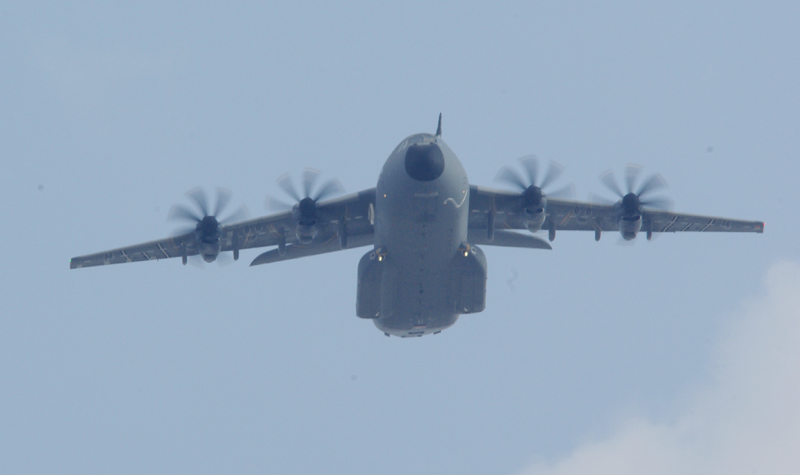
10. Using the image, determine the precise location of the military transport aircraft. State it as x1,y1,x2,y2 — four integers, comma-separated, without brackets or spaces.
71,115,764,338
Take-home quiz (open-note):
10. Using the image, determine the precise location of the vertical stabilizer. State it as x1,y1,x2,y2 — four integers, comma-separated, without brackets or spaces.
435,113,442,138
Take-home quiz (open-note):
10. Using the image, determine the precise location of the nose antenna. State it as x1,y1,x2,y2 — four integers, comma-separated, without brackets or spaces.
435,113,442,138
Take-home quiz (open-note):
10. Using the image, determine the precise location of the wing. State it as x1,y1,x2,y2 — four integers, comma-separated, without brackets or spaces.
69,233,200,269
226,188,376,265
468,185,764,239
70,188,377,269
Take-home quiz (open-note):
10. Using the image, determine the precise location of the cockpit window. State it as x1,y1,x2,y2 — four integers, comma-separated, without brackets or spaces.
391,134,437,156
407,134,436,145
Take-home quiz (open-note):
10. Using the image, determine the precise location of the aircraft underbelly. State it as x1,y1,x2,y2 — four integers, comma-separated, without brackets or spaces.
373,191,466,336
370,134,472,337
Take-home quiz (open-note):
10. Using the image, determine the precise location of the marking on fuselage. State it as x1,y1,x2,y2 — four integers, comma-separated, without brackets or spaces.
443,189,468,208
369,203,375,225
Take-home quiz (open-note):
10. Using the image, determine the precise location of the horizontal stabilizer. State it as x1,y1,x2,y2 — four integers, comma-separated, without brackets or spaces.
467,229,552,250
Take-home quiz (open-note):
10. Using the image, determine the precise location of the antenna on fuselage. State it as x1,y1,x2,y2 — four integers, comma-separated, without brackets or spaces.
435,113,442,138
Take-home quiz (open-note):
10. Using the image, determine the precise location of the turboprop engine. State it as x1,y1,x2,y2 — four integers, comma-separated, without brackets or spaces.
495,156,574,233
598,165,672,241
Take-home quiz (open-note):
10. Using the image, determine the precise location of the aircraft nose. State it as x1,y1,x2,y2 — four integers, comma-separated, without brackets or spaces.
405,143,445,181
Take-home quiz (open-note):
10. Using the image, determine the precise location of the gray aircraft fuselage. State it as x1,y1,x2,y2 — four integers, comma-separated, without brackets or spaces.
371,133,473,337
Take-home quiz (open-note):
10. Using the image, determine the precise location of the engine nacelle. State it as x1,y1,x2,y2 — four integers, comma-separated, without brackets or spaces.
619,214,642,241
295,222,317,244
521,190,547,232
525,207,546,232
194,216,221,262
293,198,319,244
198,241,221,262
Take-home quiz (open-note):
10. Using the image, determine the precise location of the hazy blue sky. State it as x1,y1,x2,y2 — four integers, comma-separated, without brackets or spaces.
2,2,798,474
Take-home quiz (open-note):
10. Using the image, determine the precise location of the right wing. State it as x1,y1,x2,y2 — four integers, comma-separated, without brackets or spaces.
70,188,377,269
220,188,376,259
69,233,201,269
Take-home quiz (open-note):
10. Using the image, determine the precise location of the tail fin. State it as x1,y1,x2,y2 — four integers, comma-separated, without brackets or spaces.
435,113,442,138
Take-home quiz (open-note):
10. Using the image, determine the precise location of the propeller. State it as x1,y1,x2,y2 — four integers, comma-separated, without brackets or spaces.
496,155,575,210
265,169,345,245
169,187,249,237
265,169,345,213
598,164,672,215
168,187,249,264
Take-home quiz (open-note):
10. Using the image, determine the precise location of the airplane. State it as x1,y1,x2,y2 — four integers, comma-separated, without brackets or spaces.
70,115,764,338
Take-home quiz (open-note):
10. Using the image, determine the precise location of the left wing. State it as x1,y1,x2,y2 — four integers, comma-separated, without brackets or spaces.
70,188,376,269
468,185,764,240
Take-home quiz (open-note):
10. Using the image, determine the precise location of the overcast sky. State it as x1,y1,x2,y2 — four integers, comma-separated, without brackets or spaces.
2,2,798,474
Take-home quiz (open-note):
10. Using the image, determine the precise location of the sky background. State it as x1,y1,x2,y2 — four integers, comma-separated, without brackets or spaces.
1,2,798,474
